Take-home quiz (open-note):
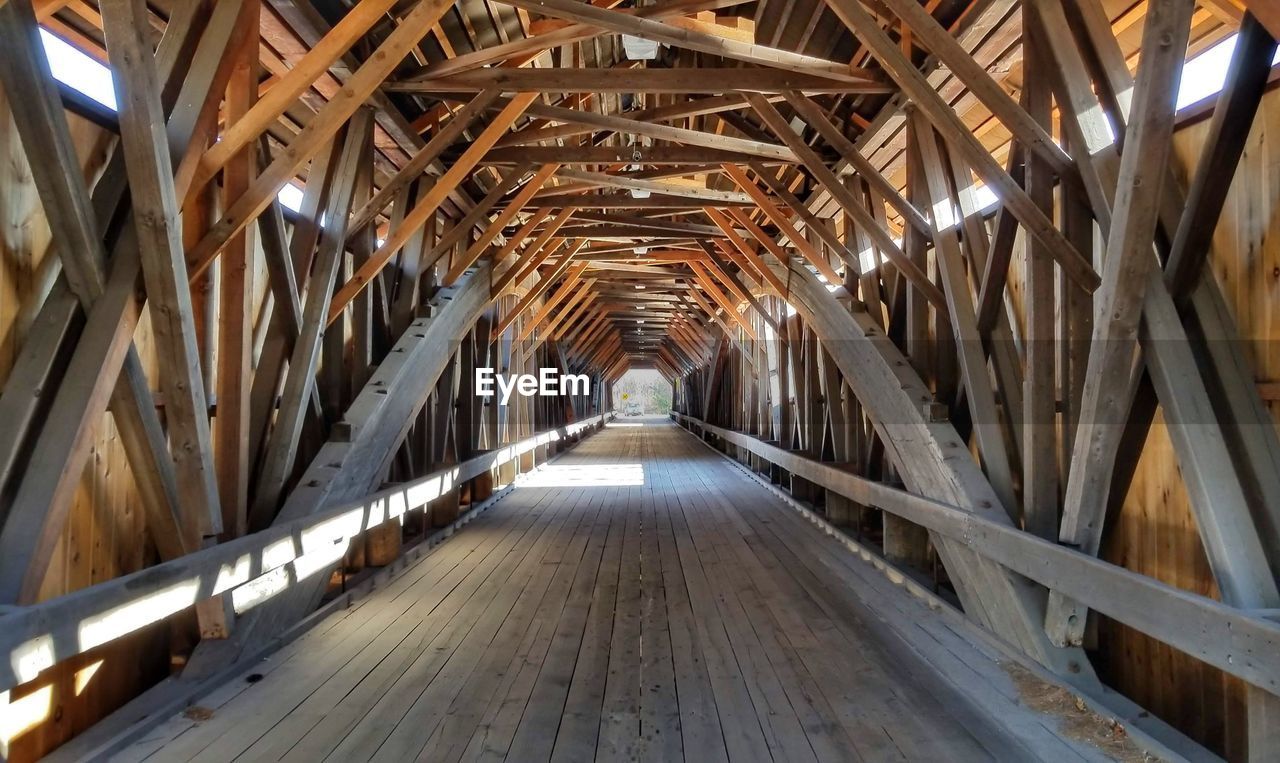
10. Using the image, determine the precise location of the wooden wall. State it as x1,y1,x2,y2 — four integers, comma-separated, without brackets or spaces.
954,84,1280,760
0,88,172,761
1091,87,1280,760
1,40,1276,763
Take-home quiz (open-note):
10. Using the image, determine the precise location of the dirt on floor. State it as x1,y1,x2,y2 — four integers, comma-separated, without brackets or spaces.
1002,661,1159,762
181,706,215,723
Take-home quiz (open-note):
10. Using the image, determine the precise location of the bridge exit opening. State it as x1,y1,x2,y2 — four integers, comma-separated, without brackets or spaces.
612,368,673,417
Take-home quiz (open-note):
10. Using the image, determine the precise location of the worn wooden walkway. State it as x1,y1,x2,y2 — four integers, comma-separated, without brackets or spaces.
113,419,1120,762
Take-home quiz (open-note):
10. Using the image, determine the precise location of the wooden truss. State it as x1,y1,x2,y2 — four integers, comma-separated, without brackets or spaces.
0,0,1277,760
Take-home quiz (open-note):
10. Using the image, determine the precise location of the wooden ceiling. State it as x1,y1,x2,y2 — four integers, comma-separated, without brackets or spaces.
3,5,1278,756
32,0,1251,375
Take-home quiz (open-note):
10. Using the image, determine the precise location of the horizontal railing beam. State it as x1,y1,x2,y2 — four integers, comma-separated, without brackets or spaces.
0,412,613,694
672,412,1280,695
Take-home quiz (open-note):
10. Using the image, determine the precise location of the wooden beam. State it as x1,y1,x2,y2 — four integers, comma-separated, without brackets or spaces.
0,2,112,311
505,99,795,161
779,92,931,236
517,272,592,343
493,248,588,337
560,304,604,346
103,0,224,539
254,2,435,170
492,209,576,295
1243,2,1280,39
747,163,879,283
250,113,373,530
755,255,1087,674
875,0,1074,176
498,0,882,86
1049,4,1280,597
0,410,569,688
189,277,573,671
672,412,1280,699
702,207,789,297
490,206,553,269
585,329,623,369
745,95,947,310
33,0,73,20
1058,0,1196,558
186,0,459,279
496,93,778,147
570,212,724,238
688,261,761,341
406,0,741,81
684,278,747,343
669,321,709,367
482,145,792,165
1140,280,1280,606
1020,31,1057,541
384,180,434,336
573,313,612,360
547,292,600,342
328,93,539,323
1164,14,1277,303
553,168,755,204
653,353,679,380
663,320,700,364
251,194,319,429
911,113,1018,518
719,165,842,282
194,0,401,187
1029,11,1280,717
533,194,750,209
720,206,825,287
973,157,1022,336
0,282,78,502
390,66,892,93
553,226,697,241
443,163,560,284
576,316,614,366
247,140,334,463
421,165,532,272
168,1,261,202
821,0,1100,292
214,2,260,540
347,88,501,237
711,239,769,292
0,250,160,604
700,242,779,332
0,0,239,593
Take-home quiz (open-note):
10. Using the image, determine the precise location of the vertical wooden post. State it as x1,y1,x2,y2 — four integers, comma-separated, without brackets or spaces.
213,1,260,540
1021,27,1058,539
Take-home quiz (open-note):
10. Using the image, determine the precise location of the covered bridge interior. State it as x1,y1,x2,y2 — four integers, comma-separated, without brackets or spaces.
1,0,1279,760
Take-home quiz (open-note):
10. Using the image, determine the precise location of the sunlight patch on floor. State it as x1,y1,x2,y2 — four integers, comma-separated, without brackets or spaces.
517,463,645,487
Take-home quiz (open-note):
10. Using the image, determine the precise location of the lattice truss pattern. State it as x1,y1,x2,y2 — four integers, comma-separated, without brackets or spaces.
0,0,1278,760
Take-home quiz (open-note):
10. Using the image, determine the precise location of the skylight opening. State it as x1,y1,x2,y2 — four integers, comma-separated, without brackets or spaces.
37,28,306,213
932,32,1275,219
1177,33,1280,111
40,29,115,110
973,184,1000,213
276,182,305,212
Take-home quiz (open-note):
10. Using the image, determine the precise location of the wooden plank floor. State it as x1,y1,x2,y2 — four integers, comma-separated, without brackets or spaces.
114,418,1118,762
